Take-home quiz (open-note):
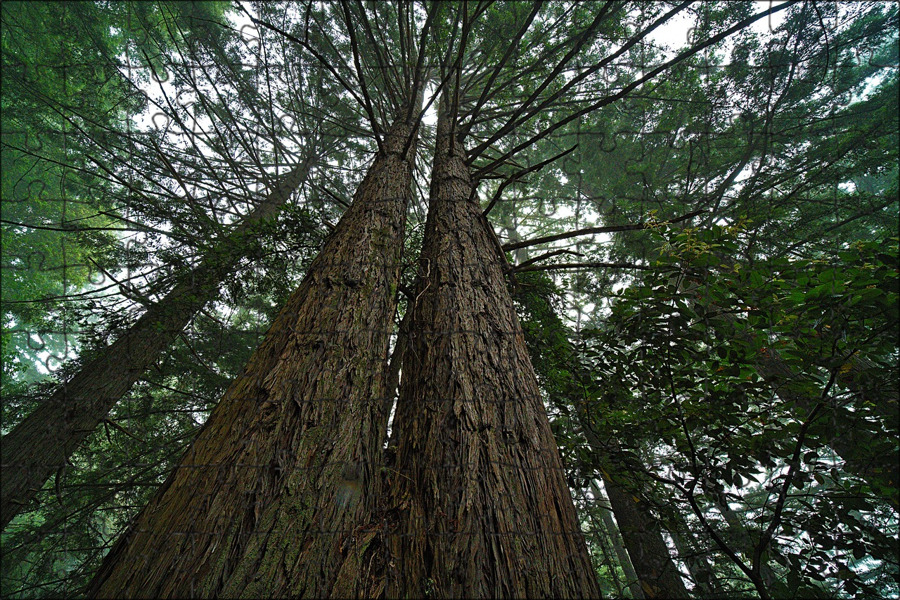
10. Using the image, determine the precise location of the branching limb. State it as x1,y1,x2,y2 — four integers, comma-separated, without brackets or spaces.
508,249,584,271
503,209,705,251
472,0,800,179
462,1,544,139
339,1,385,152
510,261,653,274
481,145,578,216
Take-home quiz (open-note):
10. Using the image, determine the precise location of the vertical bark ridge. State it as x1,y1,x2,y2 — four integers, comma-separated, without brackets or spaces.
1,157,314,532
385,100,601,598
87,112,419,598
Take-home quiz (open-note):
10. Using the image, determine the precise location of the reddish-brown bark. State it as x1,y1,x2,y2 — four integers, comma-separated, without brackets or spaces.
384,100,601,598
87,111,419,598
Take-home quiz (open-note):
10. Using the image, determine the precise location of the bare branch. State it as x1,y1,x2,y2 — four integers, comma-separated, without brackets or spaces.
481,144,578,216
503,209,705,251
472,0,800,180
512,249,584,270
510,261,654,274
340,1,385,151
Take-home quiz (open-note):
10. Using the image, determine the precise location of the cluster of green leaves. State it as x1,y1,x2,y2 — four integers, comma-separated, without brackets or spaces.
573,224,898,597
505,4,898,592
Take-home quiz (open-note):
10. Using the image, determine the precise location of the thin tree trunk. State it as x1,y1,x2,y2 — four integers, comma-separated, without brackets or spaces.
592,481,646,600
600,470,691,599
384,98,600,598
572,392,689,599
585,489,627,599
0,157,314,531
668,509,725,597
87,110,419,598
754,346,899,509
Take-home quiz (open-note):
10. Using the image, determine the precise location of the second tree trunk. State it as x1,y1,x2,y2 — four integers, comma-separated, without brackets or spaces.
386,100,601,598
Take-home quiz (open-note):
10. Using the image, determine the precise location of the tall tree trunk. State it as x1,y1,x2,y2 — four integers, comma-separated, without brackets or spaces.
1,157,314,531
87,110,419,598
667,509,725,598
384,99,600,598
591,481,646,600
599,471,691,599
573,393,688,599
585,496,627,599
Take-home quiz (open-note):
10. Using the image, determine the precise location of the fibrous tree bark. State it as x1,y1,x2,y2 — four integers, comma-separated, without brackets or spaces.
87,109,420,598
1,157,314,531
384,98,601,598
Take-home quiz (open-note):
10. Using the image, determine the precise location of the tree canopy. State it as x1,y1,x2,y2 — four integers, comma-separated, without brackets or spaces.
1,1,897,598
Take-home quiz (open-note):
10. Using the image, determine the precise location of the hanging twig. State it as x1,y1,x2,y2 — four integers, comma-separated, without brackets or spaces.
510,261,653,274
509,249,585,271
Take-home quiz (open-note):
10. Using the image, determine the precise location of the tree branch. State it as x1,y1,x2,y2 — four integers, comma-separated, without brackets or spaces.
472,0,800,179
511,249,584,270
481,144,578,216
503,209,705,251
510,261,653,274
339,1,385,152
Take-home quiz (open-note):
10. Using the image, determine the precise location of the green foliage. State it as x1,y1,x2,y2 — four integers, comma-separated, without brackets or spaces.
2,1,898,596
577,225,899,596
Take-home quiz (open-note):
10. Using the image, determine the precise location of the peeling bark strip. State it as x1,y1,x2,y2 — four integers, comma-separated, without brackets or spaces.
386,101,601,598
88,112,418,598
1,158,313,532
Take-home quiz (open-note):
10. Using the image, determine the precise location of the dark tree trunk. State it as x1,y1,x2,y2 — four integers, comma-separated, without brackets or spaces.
600,472,690,599
573,393,688,599
591,481,646,599
87,111,419,598
1,159,313,531
384,100,601,598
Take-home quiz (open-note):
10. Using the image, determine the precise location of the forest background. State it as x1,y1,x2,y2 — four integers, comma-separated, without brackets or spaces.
1,1,898,598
